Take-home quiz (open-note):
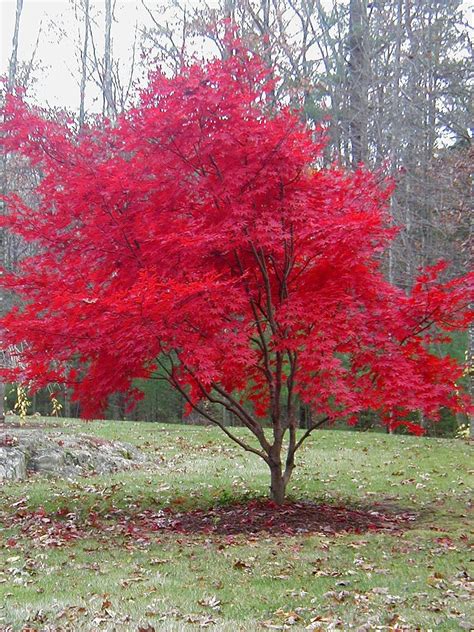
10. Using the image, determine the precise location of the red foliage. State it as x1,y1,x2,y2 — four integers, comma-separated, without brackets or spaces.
0,47,472,438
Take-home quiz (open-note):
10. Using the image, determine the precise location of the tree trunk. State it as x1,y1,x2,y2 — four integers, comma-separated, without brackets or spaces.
8,0,24,91
79,0,90,129
103,0,114,119
63,386,71,418
0,382,5,422
347,0,369,167
269,462,287,504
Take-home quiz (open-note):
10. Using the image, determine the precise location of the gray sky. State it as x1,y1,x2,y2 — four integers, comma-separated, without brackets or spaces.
1,0,154,111
1,0,226,112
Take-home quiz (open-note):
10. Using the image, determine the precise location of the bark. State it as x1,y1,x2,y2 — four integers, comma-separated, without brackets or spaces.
269,461,287,505
7,0,24,91
110,392,125,420
223,0,236,19
103,0,114,119
347,0,368,167
79,0,90,129
63,387,71,418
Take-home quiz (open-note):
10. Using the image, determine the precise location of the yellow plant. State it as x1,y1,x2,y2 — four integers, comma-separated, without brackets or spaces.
51,395,63,417
455,423,470,439
14,384,31,422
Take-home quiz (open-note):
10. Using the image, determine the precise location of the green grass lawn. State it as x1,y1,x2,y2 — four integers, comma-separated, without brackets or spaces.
0,416,472,630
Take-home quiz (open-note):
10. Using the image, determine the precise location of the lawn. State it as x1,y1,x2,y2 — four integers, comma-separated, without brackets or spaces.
0,416,472,631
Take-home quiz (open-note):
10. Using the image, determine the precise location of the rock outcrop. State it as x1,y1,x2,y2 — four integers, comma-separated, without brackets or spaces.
0,428,149,482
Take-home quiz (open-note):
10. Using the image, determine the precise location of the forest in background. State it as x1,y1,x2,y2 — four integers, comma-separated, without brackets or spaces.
1,0,472,434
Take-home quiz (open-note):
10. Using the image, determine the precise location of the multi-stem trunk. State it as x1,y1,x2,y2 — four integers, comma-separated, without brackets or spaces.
269,460,287,505
268,441,295,505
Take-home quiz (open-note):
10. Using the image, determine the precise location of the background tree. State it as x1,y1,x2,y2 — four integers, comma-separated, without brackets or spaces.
77,0,91,129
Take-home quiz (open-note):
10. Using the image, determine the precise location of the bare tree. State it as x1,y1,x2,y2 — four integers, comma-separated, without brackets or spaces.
7,0,24,90
103,0,115,118
78,0,91,128
347,0,368,166
73,0,138,119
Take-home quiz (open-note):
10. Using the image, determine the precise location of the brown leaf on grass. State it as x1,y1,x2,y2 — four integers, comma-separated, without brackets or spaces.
185,614,218,627
233,558,252,570
198,595,221,611
427,575,447,588
56,605,87,620
312,568,343,577
323,590,351,602
272,608,302,625
120,576,145,587
371,587,389,595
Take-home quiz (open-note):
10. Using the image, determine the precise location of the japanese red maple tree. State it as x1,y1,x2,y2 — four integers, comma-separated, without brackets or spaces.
1,47,472,502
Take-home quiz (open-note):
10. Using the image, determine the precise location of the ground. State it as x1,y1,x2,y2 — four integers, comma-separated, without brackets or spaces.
0,416,472,631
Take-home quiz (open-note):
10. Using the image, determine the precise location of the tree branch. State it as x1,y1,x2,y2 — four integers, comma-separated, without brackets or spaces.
156,357,270,463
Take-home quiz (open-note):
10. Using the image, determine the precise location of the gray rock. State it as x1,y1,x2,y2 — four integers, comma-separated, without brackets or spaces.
0,446,27,481
31,450,64,474
0,428,151,482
